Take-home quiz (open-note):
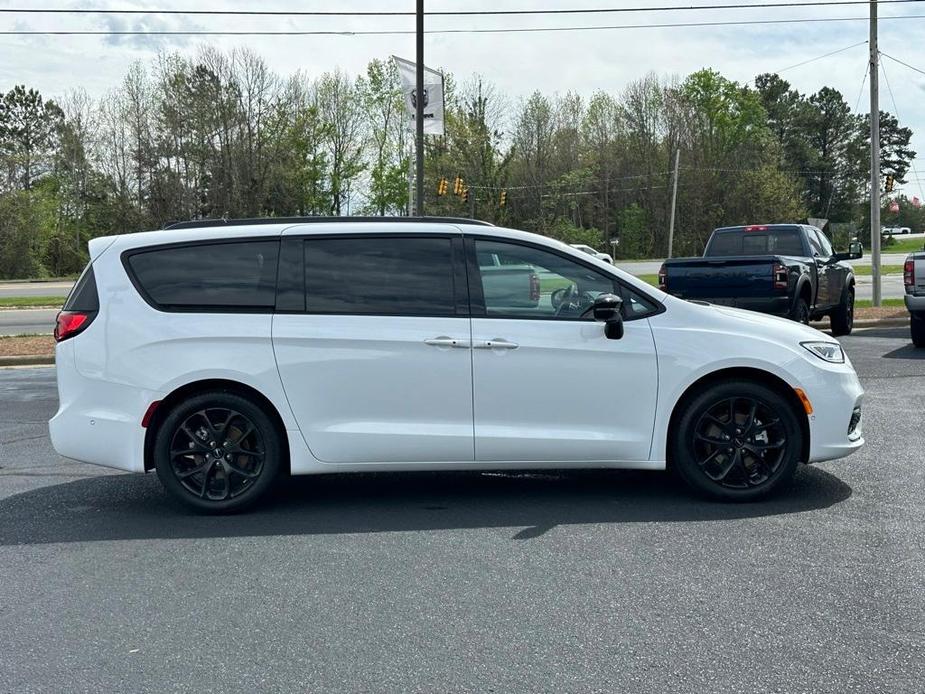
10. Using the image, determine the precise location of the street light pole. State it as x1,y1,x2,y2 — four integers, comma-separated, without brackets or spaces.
870,0,882,306
415,0,425,216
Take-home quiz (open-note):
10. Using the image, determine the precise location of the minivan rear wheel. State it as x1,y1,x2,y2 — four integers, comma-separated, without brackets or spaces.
670,381,803,501
154,391,281,512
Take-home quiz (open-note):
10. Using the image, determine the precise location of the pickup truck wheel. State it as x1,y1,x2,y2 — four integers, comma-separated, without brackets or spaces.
830,287,854,336
789,297,810,325
912,312,925,348
670,381,803,501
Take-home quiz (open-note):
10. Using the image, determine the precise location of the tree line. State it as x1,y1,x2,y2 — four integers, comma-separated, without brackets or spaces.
0,46,916,278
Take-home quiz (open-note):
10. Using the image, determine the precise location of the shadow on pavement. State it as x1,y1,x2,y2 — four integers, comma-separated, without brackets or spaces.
881,343,925,360
0,465,852,546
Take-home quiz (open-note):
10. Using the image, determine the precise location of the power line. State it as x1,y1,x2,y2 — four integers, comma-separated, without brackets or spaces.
3,14,925,36
3,0,923,17
879,50,925,77
879,56,924,201
771,40,867,75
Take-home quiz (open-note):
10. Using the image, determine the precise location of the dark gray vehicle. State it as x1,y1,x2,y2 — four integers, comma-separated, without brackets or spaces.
659,224,862,335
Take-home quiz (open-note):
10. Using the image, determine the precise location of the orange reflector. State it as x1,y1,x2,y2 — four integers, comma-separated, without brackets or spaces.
793,388,813,415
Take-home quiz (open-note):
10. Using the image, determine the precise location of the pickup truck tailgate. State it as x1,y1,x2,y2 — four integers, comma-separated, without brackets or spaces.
664,256,779,299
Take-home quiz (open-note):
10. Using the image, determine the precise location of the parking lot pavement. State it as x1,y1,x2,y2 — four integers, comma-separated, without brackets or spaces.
1,330,923,693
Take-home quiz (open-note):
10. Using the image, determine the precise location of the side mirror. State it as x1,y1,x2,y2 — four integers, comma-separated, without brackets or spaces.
592,293,624,340
833,241,863,262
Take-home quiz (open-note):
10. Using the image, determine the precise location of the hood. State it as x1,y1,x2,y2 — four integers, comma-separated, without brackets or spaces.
676,298,836,344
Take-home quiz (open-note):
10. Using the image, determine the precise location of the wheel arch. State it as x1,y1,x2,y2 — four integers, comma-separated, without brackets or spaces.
665,366,811,466
143,378,290,472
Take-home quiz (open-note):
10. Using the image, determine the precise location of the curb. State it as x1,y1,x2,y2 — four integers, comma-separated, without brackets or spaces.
0,355,55,367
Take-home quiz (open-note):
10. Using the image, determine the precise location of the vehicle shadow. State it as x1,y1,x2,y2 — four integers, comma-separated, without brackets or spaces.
881,343,925,360
0,465,852,546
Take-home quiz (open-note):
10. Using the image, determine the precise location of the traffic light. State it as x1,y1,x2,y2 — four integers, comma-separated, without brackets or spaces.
462,187,470,204
885,174,895,193
499,190,507,207
453,176,463,196
437,177,448,196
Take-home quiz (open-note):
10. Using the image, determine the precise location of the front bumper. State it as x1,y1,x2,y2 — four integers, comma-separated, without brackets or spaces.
805,367,864,463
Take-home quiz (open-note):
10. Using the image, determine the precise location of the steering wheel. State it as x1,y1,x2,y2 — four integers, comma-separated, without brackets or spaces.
554,284,596,317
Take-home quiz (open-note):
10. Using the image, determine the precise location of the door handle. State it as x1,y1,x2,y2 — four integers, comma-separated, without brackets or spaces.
474,338,519,350
424,336,470,348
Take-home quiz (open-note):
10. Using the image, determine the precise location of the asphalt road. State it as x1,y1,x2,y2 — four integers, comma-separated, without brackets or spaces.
0,308,58,336
1,329,924,693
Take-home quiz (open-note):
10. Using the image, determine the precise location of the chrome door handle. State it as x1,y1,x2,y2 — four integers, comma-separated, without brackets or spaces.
425,336,470,348
474,338,519,350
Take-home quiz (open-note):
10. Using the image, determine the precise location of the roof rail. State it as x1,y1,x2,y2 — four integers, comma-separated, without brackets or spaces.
163,216,494,230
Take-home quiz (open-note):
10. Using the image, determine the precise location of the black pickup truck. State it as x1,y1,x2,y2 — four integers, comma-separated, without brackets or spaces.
658,224,863,335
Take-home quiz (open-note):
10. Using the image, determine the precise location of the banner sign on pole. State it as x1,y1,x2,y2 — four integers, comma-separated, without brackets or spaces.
392,55,445,136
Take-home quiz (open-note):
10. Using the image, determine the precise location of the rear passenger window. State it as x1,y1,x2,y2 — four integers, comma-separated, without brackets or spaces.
127,241,279,310
304,237,455,316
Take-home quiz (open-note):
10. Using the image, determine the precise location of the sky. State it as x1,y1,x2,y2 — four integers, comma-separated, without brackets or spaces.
1,0,924,203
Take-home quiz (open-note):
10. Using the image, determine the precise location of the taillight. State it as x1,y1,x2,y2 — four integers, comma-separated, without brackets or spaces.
745,225,769,232
529,273,540,302
658,263,667,291
772,263,788,291
905,259,915,287
54,311,94,342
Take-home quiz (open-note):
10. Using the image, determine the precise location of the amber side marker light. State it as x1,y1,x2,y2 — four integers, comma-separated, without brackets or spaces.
793,387,813,415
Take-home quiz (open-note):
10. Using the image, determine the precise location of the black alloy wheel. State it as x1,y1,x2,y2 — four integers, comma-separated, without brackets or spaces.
155,391,281,512
671,381,803,500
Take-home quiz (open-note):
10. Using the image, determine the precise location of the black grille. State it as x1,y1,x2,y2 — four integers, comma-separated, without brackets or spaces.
848,406,862,440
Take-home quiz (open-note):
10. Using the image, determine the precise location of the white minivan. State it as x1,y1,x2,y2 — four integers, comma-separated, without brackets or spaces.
50,217,864,512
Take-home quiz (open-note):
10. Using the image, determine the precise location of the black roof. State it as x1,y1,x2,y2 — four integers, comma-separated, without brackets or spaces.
164,216,494,231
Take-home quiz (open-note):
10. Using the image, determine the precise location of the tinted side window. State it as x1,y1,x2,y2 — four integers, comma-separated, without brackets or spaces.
807,229,824,256
304,237,455,316
64,264,99,311
127,241,279,310
815,229,834,257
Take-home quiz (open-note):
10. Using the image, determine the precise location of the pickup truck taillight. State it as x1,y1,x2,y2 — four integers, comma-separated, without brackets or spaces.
905,259,915,287
772,263,788,291
529,272,540,302
658,263,667,291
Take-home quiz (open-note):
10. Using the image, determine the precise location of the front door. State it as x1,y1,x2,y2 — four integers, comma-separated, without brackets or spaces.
273,230,474,464
468,238,659,463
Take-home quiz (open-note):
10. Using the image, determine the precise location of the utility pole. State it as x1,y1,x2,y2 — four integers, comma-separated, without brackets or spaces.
667,149,681,258
870,0,882,306
415,0,425,216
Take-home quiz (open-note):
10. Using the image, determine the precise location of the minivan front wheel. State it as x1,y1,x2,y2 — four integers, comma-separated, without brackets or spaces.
671,381,803,501
154,391,281,512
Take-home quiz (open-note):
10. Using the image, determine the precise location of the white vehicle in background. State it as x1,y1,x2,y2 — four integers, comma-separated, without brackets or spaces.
570,243,614,264
904,251,925,346
50,216,863,513
883,226,913,235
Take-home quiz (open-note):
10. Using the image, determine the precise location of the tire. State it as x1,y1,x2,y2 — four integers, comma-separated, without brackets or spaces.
670,381,804,501
830,286,855,336
912,312,925,348
154,391,282,513
789,296,810,324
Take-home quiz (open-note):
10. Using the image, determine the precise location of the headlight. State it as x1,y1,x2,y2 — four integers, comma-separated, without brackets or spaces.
800,341,845,364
